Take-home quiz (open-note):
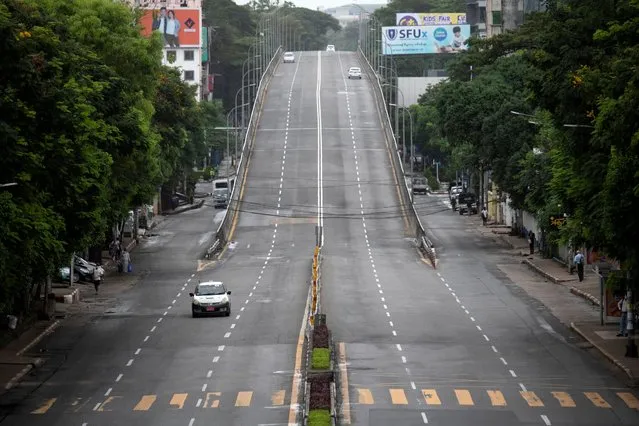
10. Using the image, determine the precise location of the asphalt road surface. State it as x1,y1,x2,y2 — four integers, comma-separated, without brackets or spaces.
0,53,318,426
320,51,639,426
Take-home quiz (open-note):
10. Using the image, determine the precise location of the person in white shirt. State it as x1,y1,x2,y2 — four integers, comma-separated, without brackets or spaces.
573,250,585,281
618,293,629,337
93,263,103,294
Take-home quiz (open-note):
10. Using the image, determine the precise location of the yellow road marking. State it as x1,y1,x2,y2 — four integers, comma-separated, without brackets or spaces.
271,390,286,406
520,391,544,407
32,398,57,414
552,391,575,407
455,389,474,406
584,392,611,408
204,392,220,408
616,392,639,409
389,389,408,405
97,396,120,412
339,343,352,423
358,389,374,405
169,393,188,409
235,391,253,407
422,389,441,405
133,395,156,411
487,390,506,406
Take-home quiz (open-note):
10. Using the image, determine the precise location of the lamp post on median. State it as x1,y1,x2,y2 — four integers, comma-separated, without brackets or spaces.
391,104,414,178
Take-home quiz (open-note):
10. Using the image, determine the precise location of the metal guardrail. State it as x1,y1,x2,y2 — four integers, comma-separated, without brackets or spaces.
357,49,437,267
210,47,284,255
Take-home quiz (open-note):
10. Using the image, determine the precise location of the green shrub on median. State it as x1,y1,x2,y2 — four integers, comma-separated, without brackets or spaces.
308,409,331,426
311,348,330,370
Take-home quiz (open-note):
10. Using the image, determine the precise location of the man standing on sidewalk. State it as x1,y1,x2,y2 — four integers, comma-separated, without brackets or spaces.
618,293,629,337
574,250,585,282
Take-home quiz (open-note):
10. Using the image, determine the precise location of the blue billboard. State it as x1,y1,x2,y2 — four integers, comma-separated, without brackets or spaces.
382,25,471,55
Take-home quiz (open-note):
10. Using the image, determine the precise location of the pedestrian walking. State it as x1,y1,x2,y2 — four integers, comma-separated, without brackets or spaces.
93,263,104,294
528,231,536,255
574,250,585,282
122,249,131,273
481,206,488,226
618,293,629,337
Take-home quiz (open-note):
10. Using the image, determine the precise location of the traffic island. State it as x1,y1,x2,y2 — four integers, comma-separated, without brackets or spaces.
306,315,336,426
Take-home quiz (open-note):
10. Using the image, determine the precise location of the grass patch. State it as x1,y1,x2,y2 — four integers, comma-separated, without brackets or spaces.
308,409,331,426
311,348,330,370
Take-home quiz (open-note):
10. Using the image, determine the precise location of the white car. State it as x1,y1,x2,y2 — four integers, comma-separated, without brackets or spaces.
190,281,232,317
326,45,335,52
283,52,295,63
348,67,361,79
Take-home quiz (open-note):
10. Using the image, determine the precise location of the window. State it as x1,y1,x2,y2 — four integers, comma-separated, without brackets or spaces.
492,11,502,25
184,50,195,61
184,70,195,81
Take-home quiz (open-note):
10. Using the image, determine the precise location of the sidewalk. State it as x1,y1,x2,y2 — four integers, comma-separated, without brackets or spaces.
470,215,639,386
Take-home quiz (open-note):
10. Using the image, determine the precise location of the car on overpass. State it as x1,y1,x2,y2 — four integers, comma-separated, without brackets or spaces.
348,67,362,79
326,44,335,52
283,52,295,63
190,281,232,317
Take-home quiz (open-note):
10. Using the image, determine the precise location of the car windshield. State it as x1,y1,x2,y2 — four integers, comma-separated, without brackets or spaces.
284,52,294,56
197,284,226,296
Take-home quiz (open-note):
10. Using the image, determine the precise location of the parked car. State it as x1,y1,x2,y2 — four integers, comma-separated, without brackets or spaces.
283,52,295,63
73,256,98,282
412,177,428,195
347,67,362,79
190,281,232,317
57,267,79,283
458,192,478,215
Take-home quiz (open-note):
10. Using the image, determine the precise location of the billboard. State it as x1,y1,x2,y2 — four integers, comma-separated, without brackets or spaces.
139,7,201,47
396,13,467,26
382,25,471,55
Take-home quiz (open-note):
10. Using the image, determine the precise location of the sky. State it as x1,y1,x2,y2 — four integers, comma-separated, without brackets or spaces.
234,0,387,11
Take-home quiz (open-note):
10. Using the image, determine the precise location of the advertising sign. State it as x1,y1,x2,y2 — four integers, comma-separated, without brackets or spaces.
396,13,467,26
140,7,201,47
382,25,471,55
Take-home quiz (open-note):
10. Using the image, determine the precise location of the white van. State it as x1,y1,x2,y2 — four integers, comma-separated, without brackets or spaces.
212,177,235,208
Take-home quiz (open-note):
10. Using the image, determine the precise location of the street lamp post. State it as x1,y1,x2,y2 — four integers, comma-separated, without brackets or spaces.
391,103,414,177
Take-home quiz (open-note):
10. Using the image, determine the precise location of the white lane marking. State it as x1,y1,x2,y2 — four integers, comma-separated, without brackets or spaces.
392,330,397,336
440,277,445,282
202,384,208,392
115,373,123,382
157,317,163,323
519,383,527,391
464,310,470,314
245,299,249,305
411,381,417,390
172,299,176,304
421,412,428,424
105,387,112,396
231,324,236,329
143,335,149,342
389,321,393,327
509,370,517,377
93,402,101,411
396,344,402,351
135,348,141,355
126,359,133,367
213,356,220,363
218,346,225,352
188,418,195,426
236,315,241,320
163,311,168,316
241,307,245,312
491,345,498,353
224,332,231,338
316,50,324,245
191,274,196,278
177,293,181,297
476,325,482,331
483,334,490,342
207,370,213,378
470,317,476,322
541,415,551,426
401,356,407,363
150,326,156,332
500,357,508,365
196,398,202,408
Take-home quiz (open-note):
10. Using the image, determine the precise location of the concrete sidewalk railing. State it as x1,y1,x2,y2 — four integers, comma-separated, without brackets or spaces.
356,49,436,266
209,47,284,257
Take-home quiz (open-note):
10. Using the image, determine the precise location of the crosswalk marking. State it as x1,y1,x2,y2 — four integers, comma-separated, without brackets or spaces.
487,390,506,406
422,389,441,405
271,390,286,406
552,392,575,408
520,391,544,407
617,392,639,409
455,389,474,406
358,388,374,404
31,398,57,414
585,392,611,408
389,388,408,405
204,392,220,408
235,391,253,407
169,393,188,409
133,395,156,411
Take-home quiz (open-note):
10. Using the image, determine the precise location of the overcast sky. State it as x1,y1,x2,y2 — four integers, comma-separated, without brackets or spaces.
234,0,387,11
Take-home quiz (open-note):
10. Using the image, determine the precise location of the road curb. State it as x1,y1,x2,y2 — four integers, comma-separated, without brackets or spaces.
570,287,601,306
164,199,205,216
4,357,45,391
570,322,637,386
522,258,573,284
16,320,61,356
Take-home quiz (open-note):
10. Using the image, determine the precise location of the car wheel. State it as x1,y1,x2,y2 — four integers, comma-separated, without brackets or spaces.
192,311,198,318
